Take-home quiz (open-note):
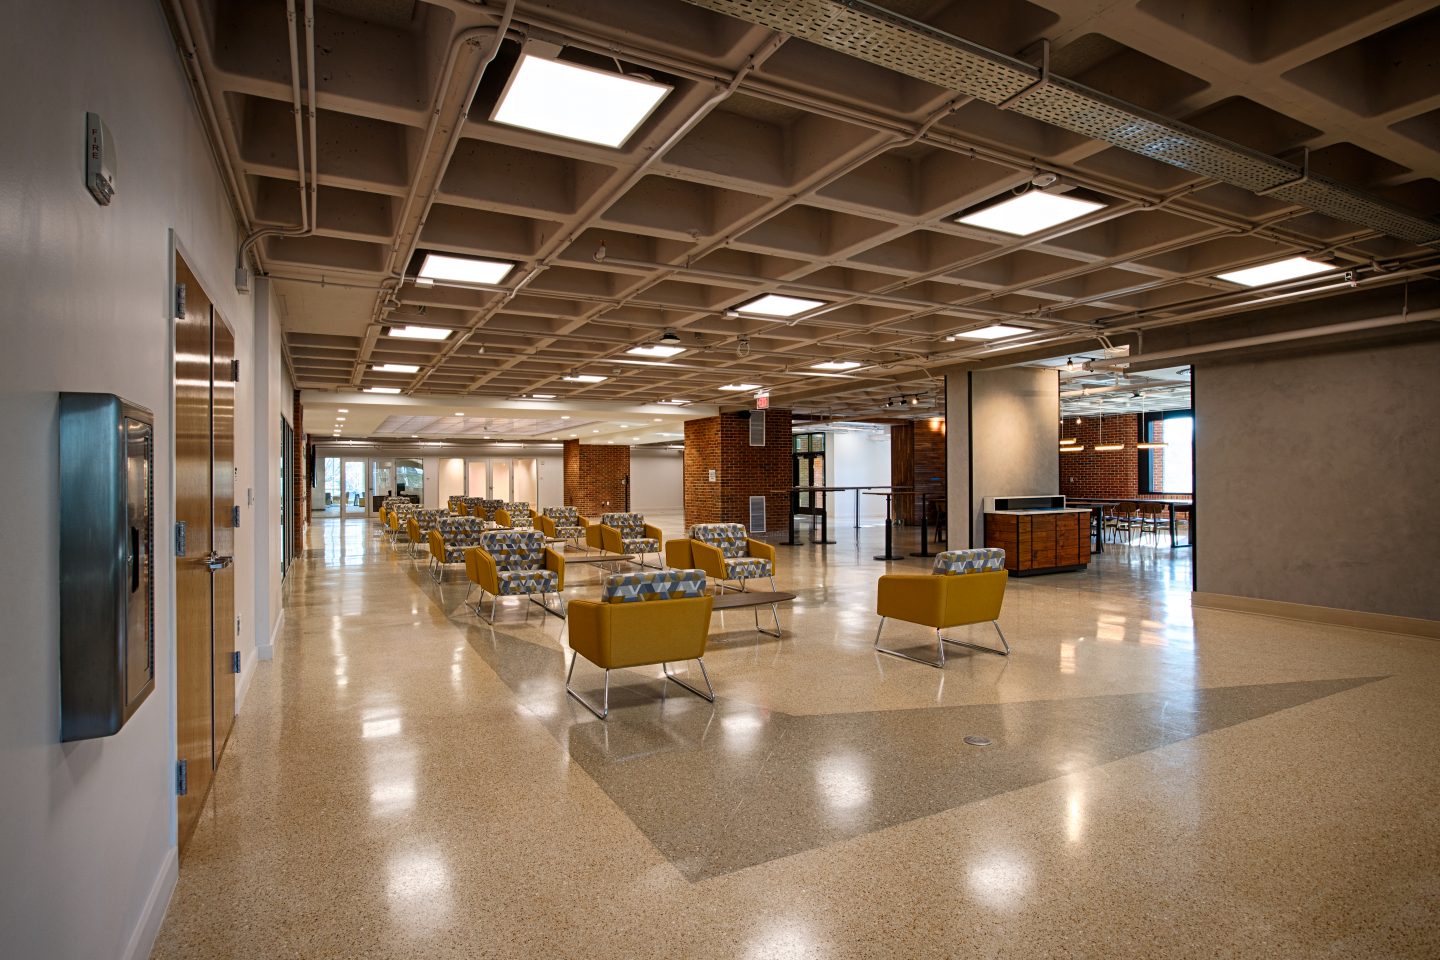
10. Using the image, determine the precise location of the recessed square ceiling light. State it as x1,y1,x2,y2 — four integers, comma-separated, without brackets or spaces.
530,393,556,399
719,383,761,391
658,399,690,405
563,374,607,383
373,363,420,374
364,387,401,394
956,190,1105,236
491,52,671,148
810,360,862,371
1215,256,1333,287
627,344,686,358
417,252,513,286
949,323,1030,341
337,408,348,413
387,325,452,341
734,294,825,318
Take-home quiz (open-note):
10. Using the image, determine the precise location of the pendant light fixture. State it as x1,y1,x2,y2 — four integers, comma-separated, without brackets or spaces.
1135,389,1167,449
1093,408,1124,452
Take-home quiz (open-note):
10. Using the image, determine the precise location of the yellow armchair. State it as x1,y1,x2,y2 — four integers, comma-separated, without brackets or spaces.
874,548,1010,667
688,523,776,591
565,569,715,719
463,529,565,621
591,512,662,567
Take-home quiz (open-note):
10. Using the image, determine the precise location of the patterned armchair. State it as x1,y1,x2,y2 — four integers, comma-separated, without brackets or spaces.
465,529,565,621
495,501,534,529
689,523,777,591
537,506,588,548
565,568,715,720
406,508,448,558
387,502,417,546
588,512,662,566
427,516,486,583
874,548,1009,668
447,495,465,514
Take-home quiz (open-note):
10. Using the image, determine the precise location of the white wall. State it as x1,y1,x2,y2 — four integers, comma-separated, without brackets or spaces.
438,457,466,504
0,2,273,958
813,428,890,522
631,450,683,511
537,454,563,508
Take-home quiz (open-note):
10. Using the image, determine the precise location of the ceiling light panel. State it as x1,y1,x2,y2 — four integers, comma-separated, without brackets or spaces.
417,252,514,286
719,383,761,391
387,325,452,341
491,53,671,148
627,344,686,358
734,294,826,318
563,374,608,383
1214,257,1334,287
373,363,420,373
949,323,1030,340
956,191,1105,236
810,360,862,370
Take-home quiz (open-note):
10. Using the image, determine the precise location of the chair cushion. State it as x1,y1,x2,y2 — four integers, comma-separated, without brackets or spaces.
724,556,772,580
932,548,1006,575
435,516,485,562
691,522,750,559
553,525,585,540
480,529,546,570
602,569,707,603
541,506,580,523
495,569,559,596
600,512,646,540
621,537,660,555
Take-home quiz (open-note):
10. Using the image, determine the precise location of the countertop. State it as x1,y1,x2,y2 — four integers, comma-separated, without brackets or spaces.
985,508,1093,516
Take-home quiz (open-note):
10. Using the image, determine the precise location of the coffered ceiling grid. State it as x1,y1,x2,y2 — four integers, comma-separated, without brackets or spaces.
173,0,1440,423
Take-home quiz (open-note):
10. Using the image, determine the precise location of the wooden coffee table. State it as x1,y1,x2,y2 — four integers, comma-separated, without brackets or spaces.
710,590,796,637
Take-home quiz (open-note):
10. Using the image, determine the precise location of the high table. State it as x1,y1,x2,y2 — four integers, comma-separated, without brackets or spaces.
864,490,909,561
785,484,910,546
910,493,946,558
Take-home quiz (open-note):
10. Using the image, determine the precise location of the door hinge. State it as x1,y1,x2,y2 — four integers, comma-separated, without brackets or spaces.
232,504,241,528
174,282,186,320
174,521,187,557
231,358,240,382
231,650,241,673
176,759,188,797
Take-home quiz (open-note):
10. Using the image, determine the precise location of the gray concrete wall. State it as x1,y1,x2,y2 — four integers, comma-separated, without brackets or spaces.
947,368,1060,547
1195,338,1440,621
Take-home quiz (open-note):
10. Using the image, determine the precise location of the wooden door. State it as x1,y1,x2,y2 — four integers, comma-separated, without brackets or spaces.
211,315,236,757
173,254,214,853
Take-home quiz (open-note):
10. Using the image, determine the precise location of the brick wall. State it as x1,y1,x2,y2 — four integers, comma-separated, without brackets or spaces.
563,440,631,515
1058,414,1181,501
684,409,793,535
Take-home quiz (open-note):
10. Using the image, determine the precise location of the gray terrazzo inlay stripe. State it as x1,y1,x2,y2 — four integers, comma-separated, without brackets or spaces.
457,612,1385,881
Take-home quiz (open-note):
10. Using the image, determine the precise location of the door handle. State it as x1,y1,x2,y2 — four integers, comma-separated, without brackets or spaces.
202,552,233,571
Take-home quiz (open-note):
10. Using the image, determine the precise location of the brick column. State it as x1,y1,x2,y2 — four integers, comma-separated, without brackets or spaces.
563,440,631,515
683,409,792,535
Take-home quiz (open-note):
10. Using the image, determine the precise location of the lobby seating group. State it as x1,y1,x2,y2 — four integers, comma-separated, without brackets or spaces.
537,506,589,550
688,523,777,593
495,502,535,529
464,528,566,621
588,512,663,567
428,515,486,583
874,547,1010,668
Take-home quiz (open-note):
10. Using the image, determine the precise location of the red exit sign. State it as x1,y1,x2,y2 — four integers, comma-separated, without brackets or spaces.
756,392,769,410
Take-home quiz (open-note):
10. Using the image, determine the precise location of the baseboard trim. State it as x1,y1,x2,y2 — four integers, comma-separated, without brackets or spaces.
1192,592,1440,639
122,845,177,960
257,607,284,661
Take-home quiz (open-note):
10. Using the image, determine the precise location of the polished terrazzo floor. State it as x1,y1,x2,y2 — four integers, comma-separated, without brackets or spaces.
152,514,1440,958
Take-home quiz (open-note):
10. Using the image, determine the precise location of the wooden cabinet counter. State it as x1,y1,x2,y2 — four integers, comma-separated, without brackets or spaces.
984,509,1091,576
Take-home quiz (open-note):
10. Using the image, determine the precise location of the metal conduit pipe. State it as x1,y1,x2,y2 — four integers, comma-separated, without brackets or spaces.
1088,308,1440,369
239,0,313,262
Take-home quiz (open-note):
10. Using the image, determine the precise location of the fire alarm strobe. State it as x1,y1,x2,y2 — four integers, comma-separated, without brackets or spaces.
86,112,116,206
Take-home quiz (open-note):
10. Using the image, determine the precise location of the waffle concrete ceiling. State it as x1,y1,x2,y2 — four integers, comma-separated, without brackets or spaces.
168,0,1440,421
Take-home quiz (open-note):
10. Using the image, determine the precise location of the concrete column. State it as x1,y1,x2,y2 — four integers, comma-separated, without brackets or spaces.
946,368,1060,547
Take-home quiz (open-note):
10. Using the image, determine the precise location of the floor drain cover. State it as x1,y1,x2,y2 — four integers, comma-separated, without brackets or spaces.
963,735,992,747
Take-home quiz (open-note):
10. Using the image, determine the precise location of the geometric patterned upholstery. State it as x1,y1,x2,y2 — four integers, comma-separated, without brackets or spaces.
479,529,546,571
495,568,559,596
600,513,646,540
723,556,773,579
433,516,485,563
601,568,707,603
932,548,1006,576
690,523,750,558
599,512,658,555
503,502,533,528
479,498,503,519
541,505,585,539
447,495,465,514
413,508,447,534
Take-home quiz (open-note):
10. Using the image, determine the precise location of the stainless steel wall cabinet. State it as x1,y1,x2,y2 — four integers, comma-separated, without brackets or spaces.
59,393,155,740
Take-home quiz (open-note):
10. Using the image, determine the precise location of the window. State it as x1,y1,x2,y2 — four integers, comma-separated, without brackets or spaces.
395,459,424,498
1140,412,1193,494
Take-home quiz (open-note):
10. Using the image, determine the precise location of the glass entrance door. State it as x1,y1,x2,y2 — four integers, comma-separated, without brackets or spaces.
341,459,368,516
465,457,538,502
